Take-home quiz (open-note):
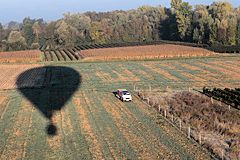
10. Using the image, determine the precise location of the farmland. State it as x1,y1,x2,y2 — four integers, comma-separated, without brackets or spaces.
0,64,43,90
0,53,239,159
138,91,240,159
81,44,215,62
0,50,42,63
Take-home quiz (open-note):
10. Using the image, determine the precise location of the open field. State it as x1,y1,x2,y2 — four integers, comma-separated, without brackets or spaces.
0,64,43,90
1,55,240,90
81,44,215,61
0,89,211,159
0,54,239,159
0,50,42,63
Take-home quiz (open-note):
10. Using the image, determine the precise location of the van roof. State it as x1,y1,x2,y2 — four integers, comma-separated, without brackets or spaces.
117,89,128,91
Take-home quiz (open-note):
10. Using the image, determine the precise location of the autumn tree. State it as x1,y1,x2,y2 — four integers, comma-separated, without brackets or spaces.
171,0,193,41
7,31,27,50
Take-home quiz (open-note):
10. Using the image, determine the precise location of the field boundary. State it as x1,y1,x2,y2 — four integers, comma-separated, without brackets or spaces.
133,90,219,160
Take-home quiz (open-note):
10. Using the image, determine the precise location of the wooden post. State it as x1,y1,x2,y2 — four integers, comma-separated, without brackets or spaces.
199,133,202,145
149,85,152,92
188,126,191,138
211,97,213,104
188,87,191,92
222,150,224,160
171,114,174,122
228,105,231,111
164,110,167,117
158,105,161,112
147,98,150,104
179,119,182,130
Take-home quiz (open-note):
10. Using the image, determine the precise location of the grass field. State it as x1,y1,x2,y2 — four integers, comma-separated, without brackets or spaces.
0,54,240,159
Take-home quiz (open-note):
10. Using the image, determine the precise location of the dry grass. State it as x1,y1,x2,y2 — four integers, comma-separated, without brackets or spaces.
81,44,215,61
0,64,44,90
0,50,42,63
140,91,240,159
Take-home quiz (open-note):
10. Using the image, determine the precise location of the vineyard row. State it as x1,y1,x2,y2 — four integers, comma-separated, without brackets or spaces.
44,48,84,62
202,87,240,110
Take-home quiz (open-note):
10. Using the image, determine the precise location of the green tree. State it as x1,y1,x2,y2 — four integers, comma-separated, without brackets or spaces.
7,31,27,50
22,17,35,46
171,0,193,40
55,20,77,47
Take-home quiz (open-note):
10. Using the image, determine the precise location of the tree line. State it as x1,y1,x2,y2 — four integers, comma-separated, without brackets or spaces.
0,0,239,51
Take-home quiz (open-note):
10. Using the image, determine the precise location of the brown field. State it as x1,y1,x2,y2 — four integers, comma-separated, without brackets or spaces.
81,44,215,61
0,50,42,63
0,64,44,89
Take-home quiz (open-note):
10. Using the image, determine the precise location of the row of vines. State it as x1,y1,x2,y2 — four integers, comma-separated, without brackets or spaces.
43,48,84,62
203,87,240,110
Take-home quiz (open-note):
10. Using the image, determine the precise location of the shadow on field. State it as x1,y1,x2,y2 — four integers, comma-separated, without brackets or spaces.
16,66,81,136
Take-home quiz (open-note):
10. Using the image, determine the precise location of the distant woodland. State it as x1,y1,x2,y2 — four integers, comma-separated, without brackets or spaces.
0,0,239,51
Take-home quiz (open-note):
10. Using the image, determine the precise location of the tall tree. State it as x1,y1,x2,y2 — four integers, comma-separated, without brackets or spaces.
171,0,193,41
7,31,27,50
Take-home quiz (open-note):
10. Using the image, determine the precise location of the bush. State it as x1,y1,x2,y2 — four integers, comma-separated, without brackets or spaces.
31,43,40,49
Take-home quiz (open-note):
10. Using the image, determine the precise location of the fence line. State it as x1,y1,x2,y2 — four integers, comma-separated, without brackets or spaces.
134,88,223,160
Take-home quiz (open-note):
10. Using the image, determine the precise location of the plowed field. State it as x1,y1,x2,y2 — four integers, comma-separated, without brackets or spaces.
81,44,215,61
0,50,41,63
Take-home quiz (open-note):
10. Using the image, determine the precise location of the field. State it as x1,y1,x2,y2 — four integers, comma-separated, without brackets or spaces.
0,50,42,63
81,44,215,61
0,64,43,90
0,53,239,159
139,91,240,159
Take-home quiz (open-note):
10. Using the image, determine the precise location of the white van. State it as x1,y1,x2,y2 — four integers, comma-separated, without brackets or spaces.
116,89,132,102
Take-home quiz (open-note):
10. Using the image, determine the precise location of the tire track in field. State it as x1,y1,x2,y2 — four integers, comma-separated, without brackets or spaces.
100,93,178,159
0,97,9,120
64,99,93,159
83,91,138,159
0,99,32,160
0,94,22,159
73,97,105,159
142,63,179,82
183,60,226,87
81,92,116,159
46,111,64,159
196,61,240,88
23,91,48,160
124,99,196,159
171,62,209,88
86,91,137,159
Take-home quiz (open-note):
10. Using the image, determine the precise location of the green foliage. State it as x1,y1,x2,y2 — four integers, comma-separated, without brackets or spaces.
7,31,27,50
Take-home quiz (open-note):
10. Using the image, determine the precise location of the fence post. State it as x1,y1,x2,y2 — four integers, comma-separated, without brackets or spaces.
147,98,150,104
158,105,161,112
228,105,231,111
199,133,202,145
164,110,167,118
179,119,182,130
222,150,224,160
188,126,191,138
211,97,213,104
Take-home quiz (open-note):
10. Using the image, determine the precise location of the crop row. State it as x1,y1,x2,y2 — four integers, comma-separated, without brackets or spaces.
44,48,83,62
40,40,207,52
203,87,240,109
